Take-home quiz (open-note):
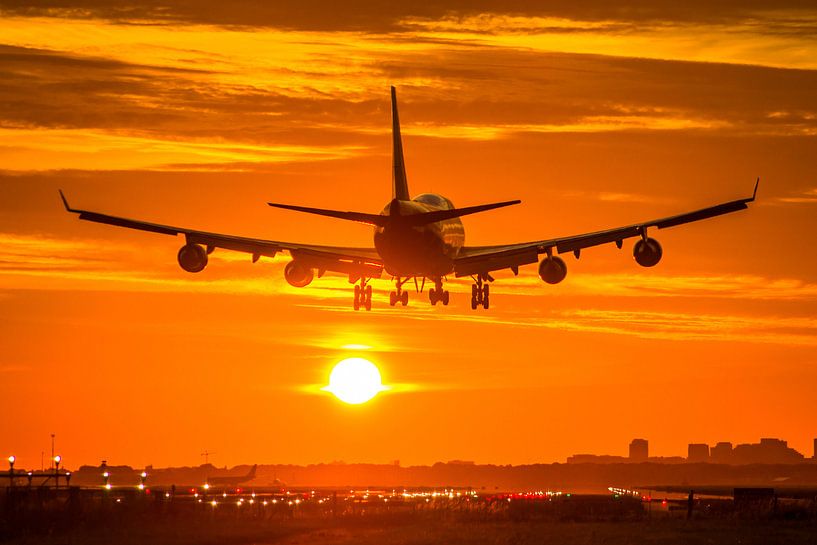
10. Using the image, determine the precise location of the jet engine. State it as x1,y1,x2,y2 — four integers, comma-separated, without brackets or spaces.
177,243,208,273
284,260,314,287
633,237,663,267
538,256,567,284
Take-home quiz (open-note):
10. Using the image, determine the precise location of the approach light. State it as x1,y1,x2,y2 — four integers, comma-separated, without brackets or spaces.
8,455,15,466
105,483,112,490
203,483,210,490
54,455,61,470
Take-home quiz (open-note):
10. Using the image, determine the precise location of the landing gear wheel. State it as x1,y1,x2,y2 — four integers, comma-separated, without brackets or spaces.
365,285,372,311
483,294,490,310
389,291,397,307
400,290,408,306
441,290,450,306
353,285,361,311
470,296,477,310
429,288,438,305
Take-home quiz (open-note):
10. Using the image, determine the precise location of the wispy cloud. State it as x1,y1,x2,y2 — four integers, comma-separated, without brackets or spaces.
775,187,817,204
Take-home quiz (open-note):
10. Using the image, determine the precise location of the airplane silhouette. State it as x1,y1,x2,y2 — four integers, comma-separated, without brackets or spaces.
205,464,257,487
60,86,758,311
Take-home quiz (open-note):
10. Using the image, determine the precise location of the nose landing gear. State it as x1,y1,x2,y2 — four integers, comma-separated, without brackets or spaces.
428,278,450,306
389,277,409,307
470,274,490,310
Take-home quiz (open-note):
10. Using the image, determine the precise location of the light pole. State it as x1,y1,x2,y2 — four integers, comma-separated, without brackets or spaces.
139,471,147,490
103,471,111,490
54,455,61,488
7,455,15,487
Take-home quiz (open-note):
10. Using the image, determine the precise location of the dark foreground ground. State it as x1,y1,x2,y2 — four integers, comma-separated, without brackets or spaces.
4,488,817,545
5,517,817,545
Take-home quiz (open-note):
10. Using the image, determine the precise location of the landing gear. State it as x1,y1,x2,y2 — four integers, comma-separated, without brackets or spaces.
353,279,372,311
428,278,450,306
389,277,409,307
470,274,490,310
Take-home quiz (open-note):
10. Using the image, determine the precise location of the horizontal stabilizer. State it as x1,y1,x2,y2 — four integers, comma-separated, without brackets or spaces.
268,202,388,227
269,199,521,228
400,200,521,226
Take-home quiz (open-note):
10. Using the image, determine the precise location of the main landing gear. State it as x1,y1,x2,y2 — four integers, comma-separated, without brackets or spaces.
428,278,450,306
389,277,409,307
353,278,372,311
470,274,490,310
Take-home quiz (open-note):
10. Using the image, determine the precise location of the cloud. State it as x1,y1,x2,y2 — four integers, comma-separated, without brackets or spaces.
2,231,815,347
1,1,815,30
775,188,817,204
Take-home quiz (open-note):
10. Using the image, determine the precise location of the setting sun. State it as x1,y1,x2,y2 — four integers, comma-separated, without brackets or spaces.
322,357,388,404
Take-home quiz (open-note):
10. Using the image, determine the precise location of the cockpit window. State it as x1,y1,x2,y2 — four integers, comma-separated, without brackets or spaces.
414,193,454,209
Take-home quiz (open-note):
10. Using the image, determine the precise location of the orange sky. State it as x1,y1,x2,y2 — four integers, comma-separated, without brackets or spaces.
1,1,817,470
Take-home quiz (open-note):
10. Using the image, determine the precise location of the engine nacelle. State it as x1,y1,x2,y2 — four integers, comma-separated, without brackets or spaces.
633,237,663,267
538,256,567,284
177,243,208,273
284,260,314,288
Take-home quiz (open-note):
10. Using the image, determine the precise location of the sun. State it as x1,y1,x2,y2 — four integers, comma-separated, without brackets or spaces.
322,357,388,404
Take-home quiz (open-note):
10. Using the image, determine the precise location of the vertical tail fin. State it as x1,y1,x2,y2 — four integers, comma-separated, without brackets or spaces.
391,86,410,201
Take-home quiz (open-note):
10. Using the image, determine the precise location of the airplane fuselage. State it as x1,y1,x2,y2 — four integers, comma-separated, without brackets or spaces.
374,193,464,277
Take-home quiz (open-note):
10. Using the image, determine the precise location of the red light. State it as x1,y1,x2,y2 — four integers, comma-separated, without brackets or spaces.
145,489,151,495
236,488,242,493
662,500,667,506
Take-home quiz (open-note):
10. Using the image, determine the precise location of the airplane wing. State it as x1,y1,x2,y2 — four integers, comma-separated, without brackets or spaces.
59,191,384,278
454,180,759,278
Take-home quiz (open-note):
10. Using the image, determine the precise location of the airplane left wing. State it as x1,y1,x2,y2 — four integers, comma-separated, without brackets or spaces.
454,180,758,278
59,191,383,279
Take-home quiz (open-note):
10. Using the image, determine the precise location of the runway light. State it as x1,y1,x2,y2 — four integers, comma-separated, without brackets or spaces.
8,455,15,467
203,483,210,490
211,500,217,506
105,483,112,490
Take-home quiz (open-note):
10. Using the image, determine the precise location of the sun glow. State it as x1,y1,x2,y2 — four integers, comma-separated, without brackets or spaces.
322,358,388,404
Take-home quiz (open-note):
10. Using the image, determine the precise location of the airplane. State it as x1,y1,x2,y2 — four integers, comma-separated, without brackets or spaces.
205,464,257,487
60,86,758,311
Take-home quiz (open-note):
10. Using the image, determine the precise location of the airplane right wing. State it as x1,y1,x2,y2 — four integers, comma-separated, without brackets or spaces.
60,191,384,280
454,180,759,278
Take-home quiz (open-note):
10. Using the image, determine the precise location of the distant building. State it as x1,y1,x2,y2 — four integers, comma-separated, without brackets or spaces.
566,454,628,464
629,439,648,462
732,438,804,464
647,456,685,464
710,442,733,463
687,443,710,463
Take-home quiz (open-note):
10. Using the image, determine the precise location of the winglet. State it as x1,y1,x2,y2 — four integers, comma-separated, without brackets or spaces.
59,189,78,213
751,177,760,202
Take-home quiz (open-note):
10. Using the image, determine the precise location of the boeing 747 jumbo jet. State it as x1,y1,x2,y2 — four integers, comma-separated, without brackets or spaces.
61,87,758,311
